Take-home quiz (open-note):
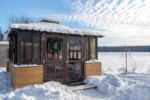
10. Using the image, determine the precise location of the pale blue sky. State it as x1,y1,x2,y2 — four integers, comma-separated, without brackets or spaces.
0,0,150,46
0,0,73,30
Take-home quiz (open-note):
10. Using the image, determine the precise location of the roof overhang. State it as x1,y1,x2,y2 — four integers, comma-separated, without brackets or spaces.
9,22,104,38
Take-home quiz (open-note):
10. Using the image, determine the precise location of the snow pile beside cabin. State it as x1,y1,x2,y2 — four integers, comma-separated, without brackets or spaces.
84,75,150,100
0,41,9,45
0,68,99,100
5,82,88,100
0,68,12,99
10,22,102,37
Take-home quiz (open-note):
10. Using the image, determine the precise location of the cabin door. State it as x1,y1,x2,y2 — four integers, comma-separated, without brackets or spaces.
42,34,66,83
66,37,84,83
42,34,83,84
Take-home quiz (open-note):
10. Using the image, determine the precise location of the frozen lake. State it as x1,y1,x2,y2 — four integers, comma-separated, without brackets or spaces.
98,52,150,74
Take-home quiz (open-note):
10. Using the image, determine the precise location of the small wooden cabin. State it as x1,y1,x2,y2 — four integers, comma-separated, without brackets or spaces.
8,19,103,84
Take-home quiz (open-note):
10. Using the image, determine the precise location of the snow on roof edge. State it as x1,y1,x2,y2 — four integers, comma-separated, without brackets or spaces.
10,22,103,37
12,64,43,67
85,59,101,63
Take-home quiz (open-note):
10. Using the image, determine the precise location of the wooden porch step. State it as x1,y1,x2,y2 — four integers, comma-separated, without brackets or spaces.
72,85,98,92
68,82,98,92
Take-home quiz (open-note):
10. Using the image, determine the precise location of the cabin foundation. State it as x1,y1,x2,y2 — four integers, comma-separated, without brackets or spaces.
11,65,44,89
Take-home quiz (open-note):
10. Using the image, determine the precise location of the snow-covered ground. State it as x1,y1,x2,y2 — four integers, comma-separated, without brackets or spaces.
0,52,150,100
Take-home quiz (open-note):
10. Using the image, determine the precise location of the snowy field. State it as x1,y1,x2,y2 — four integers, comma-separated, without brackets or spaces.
0,52,150,100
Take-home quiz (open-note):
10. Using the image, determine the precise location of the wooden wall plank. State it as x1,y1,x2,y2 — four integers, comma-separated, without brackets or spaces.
11,65,44,89
84,62,101,79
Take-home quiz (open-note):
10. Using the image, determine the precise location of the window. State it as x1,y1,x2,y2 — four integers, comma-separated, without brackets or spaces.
20,42,24,63
84,37,97,60
20,32,41,64
33,34,41,64
21,33,32,64
34,43,39,59
9,36,17,63
84,37,89,60
90,37,96,59
68,39,81,60
26,42,32,60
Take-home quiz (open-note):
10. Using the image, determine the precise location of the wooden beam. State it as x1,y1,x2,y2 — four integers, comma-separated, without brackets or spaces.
72,86,98,92
96,37,98,59
17,31,21,64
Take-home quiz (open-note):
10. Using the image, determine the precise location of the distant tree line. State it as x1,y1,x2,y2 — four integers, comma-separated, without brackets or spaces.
98,46,150,52
9,16,33,24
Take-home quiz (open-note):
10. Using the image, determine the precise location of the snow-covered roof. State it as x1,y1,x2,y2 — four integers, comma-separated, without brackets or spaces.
0,41,9,45
10,22,103,37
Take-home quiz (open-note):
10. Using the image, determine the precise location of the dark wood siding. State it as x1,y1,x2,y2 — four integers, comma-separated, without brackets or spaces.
9,30,98,65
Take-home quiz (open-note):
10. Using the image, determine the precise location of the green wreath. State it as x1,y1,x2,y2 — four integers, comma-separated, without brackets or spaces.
48,38,62,53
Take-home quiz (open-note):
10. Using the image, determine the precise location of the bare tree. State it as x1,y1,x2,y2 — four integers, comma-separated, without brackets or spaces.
4,16,34,40
122,46,130,74
9,16,33,24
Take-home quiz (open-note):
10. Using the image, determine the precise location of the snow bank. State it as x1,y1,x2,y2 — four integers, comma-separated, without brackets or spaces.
0,68,98,100
5,82,77,100
1,67,150,100
84,74,150,100
3,81,102,100
84,75,123,95
0,69,12,100
0,67,6,72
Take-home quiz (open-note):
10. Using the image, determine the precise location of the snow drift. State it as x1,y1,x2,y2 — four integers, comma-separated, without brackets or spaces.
1,68,150,100
85,74,150,100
